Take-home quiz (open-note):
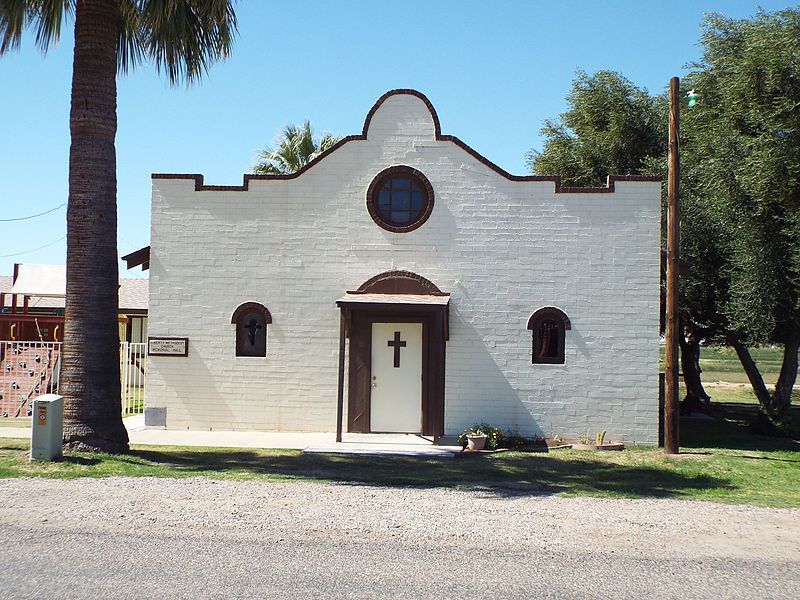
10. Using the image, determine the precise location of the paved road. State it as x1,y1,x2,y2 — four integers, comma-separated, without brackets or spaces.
1,478,798,599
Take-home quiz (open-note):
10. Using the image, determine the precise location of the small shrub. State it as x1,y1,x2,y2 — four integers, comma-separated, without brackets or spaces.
500,432,548,451
457,425,550,450
502,433,530,450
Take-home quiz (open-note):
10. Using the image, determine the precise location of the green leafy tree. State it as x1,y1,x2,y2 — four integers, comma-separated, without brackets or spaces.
641,112,731,412
0,0,238,452
253,120,340,175
683,9,800,431
528,70,734,412
532,10,800,432
528,71,712,404
527,70,667,187
529,14,800,431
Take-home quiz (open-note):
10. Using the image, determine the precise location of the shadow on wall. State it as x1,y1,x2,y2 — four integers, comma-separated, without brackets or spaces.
445,307,615,440
145,252,237,429
445,311,543,438
153,339,239,429
570,326,591,359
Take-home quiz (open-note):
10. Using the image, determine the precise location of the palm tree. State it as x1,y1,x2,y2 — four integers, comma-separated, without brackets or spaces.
0,0,238,452
253,120,340,174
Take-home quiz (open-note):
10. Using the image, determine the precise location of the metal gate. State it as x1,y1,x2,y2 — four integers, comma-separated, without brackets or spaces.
0,341,145,419
0,341,61,418
120,342,146,416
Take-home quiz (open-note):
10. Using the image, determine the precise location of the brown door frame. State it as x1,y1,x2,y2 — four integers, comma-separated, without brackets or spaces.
339,303,446,439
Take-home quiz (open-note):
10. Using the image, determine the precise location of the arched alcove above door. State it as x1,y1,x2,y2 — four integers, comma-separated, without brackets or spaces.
354,269,446,296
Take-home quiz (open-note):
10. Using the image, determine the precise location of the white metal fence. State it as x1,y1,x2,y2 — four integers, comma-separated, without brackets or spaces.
120,342,147,416
0,340,146,419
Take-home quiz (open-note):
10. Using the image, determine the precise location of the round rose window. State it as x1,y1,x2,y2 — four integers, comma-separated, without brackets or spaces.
366,166,434,233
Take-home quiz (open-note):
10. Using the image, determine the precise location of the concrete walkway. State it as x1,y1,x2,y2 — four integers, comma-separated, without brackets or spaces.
1,414,462,457
0,427,29,440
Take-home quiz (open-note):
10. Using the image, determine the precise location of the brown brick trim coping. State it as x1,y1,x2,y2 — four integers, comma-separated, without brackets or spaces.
527,306,572,331
152,89,661,193
352,269,448,296
230,302,272,325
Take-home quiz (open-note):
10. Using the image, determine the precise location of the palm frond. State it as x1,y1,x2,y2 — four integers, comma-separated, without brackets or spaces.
251,120,342,175
251,159,284,175
32,0,71,51
0,0,28,53
317,132,340,153
138,0,238,85
118,0,145,75
0,0,73,54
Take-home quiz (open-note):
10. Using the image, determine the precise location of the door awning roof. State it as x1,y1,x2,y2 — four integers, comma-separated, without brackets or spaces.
122,246,150,271
336,293,450,306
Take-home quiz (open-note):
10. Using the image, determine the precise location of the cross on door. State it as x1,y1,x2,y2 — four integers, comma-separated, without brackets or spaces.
387,331,407,368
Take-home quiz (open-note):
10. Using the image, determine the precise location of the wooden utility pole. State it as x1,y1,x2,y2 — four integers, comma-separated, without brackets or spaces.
664,77,681,455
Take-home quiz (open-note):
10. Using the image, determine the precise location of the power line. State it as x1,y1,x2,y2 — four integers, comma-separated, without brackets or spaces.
0,235,66,258
0,203,66,222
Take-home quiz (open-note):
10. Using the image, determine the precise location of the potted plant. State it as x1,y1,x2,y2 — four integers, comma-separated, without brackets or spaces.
466,432,487,450
594,429,625,451
458,423,503,451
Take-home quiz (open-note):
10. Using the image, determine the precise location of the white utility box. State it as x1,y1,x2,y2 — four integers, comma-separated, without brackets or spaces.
30,394,64,461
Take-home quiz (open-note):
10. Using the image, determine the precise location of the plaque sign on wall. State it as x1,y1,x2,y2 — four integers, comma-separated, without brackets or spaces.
148,337,189,357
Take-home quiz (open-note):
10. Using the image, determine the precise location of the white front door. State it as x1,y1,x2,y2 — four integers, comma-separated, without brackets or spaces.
370,322,423,433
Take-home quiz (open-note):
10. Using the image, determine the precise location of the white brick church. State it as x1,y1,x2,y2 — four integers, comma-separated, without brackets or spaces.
144,89,661,444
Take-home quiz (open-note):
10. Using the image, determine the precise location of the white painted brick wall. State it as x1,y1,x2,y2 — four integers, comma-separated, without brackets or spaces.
146,92,661,444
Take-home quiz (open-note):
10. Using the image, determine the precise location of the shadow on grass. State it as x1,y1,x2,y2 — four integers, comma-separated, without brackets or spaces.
129,447,730,500
738,454,800,464
0,441,27,452
58,455,101,466
681,404,800,453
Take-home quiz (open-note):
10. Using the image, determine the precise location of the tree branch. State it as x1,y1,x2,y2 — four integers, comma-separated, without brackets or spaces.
730,339,773,410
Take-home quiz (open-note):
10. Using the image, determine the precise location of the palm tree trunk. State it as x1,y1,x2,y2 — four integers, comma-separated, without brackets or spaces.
62,0,129,452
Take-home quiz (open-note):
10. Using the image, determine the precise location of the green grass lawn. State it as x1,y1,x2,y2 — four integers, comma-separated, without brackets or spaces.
123,387,144,417
1,408,797,508
700,346,785,381
661,344,799,405
700,384,800,406
660,344,791,386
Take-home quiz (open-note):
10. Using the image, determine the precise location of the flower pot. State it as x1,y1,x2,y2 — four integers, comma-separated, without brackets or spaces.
571,443,597,451
597,443,625,451
572,442,625,451
466,434,487,451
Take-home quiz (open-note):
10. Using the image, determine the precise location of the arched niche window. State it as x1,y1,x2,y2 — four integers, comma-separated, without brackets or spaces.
527,307,571,365
231,302,272,357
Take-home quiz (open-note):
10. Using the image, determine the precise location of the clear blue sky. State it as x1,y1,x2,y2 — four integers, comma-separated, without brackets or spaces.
0,1,794,277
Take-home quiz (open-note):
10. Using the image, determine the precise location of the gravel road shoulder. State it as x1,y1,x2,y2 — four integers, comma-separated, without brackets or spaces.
1,477,798,599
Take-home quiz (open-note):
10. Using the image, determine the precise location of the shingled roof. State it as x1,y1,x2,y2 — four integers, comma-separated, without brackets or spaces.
0,277,148,311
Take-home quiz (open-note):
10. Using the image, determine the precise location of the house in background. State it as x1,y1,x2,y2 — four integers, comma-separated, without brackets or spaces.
0,264,148,342
0,263,149,418
144,89,661,443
